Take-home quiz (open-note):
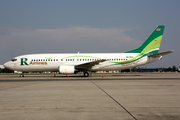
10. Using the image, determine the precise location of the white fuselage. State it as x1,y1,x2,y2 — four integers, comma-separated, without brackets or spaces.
3,53,161,73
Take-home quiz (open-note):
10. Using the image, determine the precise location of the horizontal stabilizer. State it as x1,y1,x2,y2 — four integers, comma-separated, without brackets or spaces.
148,50,174,57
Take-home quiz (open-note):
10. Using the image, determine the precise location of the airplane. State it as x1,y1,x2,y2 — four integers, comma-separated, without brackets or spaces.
3,25,174,77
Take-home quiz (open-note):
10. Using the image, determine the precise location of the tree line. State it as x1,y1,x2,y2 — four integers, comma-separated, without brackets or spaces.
0,68,14,73
121,65,179,73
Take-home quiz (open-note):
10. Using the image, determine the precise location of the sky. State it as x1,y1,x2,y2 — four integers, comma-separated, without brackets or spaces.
0,0,180,68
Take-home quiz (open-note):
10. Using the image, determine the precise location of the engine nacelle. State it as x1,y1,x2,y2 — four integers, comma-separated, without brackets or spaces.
58,65,75,74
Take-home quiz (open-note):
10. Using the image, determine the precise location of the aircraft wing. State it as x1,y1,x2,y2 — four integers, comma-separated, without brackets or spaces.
148,50,174,57
75,60,106,70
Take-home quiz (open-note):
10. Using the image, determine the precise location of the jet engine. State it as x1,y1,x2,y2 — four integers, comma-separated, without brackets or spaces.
58,65,75,74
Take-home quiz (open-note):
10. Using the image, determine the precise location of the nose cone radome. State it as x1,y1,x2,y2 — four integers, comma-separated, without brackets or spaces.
3,61,12,70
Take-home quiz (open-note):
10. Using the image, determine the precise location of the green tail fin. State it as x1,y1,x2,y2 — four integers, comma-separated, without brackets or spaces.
125,25,165,55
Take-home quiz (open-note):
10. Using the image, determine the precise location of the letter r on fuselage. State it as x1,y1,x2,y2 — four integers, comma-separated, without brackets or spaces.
21,58,28,65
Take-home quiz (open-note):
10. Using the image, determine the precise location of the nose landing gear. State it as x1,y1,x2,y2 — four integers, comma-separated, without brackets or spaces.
20,74,24,77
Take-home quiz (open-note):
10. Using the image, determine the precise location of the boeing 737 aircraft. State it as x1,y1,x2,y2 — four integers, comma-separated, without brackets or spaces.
3,25,174,77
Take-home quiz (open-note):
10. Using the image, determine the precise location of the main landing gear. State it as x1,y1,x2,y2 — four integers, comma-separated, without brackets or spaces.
83,71,89,77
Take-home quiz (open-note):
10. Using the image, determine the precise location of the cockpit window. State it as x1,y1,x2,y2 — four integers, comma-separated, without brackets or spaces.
11,59,17,62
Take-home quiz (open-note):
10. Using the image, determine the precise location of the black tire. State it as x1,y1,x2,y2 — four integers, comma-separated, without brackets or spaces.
84,72,89,77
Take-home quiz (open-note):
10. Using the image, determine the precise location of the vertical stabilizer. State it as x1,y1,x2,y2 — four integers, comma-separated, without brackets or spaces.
125,25,165,55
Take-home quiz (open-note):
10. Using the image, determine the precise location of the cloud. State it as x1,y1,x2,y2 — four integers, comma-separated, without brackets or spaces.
1,26,141,47
0,26,141,63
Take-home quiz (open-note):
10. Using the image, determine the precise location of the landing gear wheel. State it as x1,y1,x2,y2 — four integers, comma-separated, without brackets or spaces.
84,72,89,77
20,74,24,77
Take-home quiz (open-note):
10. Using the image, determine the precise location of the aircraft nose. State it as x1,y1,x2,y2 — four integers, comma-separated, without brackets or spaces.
3,61,12,69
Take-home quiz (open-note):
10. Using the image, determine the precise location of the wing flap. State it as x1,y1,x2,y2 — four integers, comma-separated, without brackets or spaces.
75,60,106,70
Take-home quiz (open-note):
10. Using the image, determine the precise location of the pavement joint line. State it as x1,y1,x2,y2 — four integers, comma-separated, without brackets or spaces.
90,80,138,120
